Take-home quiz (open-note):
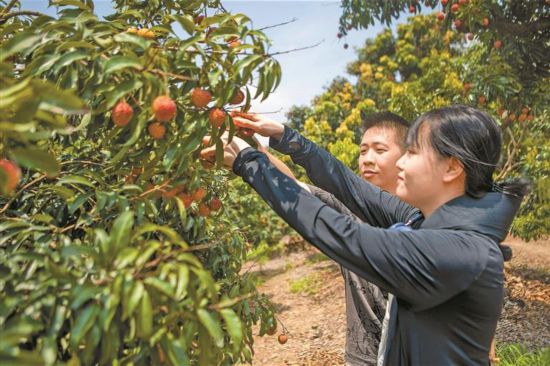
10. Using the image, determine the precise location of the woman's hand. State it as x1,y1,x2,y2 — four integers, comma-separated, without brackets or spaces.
231,111,285,141
200,132,251,169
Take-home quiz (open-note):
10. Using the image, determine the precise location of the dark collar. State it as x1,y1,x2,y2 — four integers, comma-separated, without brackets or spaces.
420,192,522,242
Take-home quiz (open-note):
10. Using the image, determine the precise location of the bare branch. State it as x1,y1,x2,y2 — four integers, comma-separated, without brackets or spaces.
0,0,18,16
258,17,298,31
267,40,324,57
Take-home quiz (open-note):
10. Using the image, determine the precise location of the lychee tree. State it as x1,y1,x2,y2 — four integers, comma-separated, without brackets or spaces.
290,14,549,240
0,0,284,364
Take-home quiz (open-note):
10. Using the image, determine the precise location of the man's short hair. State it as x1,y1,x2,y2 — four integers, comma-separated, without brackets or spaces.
361,111,410,148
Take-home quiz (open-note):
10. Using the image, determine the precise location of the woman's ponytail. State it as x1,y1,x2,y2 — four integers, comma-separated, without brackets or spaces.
491,178,531,198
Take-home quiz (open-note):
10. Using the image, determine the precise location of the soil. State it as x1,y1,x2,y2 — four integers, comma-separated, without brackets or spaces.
240,236,550,365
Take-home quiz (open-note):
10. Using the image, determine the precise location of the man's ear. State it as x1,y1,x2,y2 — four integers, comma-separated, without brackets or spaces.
442,157,464,183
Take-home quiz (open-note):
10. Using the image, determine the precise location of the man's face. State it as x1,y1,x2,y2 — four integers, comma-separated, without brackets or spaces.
358,127,404,194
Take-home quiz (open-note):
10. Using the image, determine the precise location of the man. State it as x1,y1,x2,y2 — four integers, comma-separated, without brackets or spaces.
257,111,410,365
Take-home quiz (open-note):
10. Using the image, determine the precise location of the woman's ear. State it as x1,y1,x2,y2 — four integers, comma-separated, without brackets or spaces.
442,157,465,183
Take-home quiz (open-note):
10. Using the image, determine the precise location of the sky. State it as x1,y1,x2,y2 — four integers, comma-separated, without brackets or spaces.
20,1,409,122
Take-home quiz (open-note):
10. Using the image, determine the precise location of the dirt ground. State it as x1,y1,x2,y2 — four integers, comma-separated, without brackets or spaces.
241,236,550,366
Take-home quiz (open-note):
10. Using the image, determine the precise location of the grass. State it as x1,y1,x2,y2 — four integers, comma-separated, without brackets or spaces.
289,273,323,296
496,344,550,366
306,252,331,264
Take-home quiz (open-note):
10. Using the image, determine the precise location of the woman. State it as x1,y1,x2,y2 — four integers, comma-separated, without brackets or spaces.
201,105,528,365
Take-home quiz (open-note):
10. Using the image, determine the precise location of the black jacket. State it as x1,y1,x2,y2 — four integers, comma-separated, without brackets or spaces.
233,126,523,366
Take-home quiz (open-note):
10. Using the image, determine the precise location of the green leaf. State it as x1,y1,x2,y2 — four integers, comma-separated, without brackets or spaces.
10,148,60,176
220,308,243,352
144,277,175,299
0,33,41,62
32,80,87,114
234,55,263,74
57,175,95,188
110,211,134,254
123,281,144,320
197,309,224,348
175,265,189,301
53,50,89,74
174,15,195,35
68,193,92,215
113,32,152,50
104,55,142,75
70,303,100,348
136,289,153,339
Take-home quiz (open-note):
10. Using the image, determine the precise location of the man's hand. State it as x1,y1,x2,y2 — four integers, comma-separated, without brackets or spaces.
200,132,251,169
231,111,285,141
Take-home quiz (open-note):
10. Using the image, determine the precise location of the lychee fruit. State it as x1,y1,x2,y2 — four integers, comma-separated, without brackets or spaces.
209,198,223,211
148,122,166,140
209,108,226,128
278,334,288,344
192,187,207,201
230,89,245,105
0,159,22,195
112,100,133,127
191,88,212,109
152,96,176,122
198,203,211,217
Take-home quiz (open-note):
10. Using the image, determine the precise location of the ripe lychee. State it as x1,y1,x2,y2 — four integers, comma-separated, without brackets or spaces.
195,15,205,24
191,88,212,108
478,95,486,105
198,203,211,217
409,5,415,13
494,40,502,49
482,18,490,27
451,4,459,12
209,108,226,128
148,122,166,140
441,0,448,6
437,12,445,21
230,89,245,105
454,19,462,28
192,187,207,201
177,193,194,209
152,96,176,122
209,198,223,211
0,159,22,195
278,334,288,344
112,100,133,127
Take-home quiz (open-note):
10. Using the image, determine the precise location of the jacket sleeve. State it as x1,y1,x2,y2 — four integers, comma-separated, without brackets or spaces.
234,148,490,311
270,126,418,228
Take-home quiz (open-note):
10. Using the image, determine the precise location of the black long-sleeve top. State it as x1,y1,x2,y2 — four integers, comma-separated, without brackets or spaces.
233,126,523,366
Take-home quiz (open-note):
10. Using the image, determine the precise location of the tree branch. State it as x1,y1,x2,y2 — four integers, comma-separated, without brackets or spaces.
258,17,298,31
0,11,46,25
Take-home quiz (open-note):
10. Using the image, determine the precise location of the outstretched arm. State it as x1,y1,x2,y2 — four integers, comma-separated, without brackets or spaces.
232,113,418,227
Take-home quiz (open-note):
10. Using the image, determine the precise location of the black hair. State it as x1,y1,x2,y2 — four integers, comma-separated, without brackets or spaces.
407,104,530,199
361,111,410,148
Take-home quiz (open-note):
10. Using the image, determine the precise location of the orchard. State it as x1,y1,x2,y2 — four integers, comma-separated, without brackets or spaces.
0,0,283,364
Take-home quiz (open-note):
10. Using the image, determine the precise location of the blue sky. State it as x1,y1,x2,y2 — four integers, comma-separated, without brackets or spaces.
20,1,411,122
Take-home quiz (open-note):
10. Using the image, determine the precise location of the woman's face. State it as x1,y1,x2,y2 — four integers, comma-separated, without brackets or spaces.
395,126,450,212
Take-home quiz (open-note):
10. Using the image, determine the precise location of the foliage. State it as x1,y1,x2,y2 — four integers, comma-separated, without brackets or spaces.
338,0,549,85
0,0,284,364
496,344,550,366
290,14,549,240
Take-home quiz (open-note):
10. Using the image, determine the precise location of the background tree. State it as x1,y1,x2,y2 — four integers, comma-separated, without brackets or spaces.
0,0,284,364
291,12,549,240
